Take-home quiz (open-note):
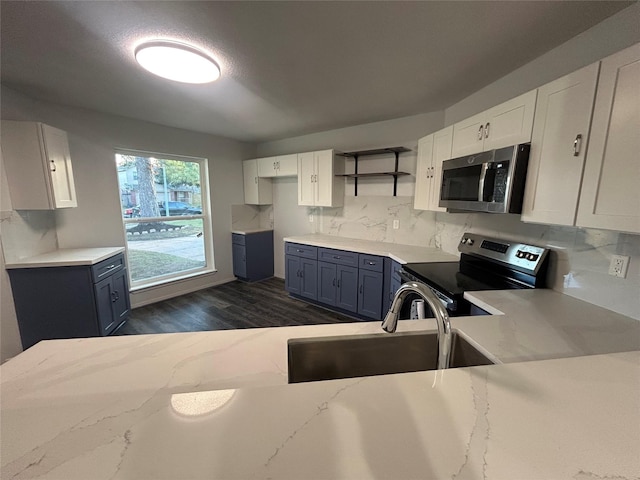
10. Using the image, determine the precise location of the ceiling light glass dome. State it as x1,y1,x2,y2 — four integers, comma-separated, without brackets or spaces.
135,40,220,84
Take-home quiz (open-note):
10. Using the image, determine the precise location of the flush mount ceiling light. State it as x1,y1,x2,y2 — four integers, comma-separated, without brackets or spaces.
135,40,220,84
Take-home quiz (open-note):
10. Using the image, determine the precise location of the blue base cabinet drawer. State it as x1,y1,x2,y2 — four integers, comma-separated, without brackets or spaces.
318,248,358,267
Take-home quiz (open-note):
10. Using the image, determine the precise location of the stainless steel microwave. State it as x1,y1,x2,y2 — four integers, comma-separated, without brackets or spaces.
439,143,530,213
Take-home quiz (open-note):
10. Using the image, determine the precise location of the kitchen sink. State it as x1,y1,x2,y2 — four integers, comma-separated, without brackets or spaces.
288,331,495,383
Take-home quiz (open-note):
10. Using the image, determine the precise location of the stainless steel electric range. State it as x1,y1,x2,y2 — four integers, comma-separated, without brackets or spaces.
400,233,549,316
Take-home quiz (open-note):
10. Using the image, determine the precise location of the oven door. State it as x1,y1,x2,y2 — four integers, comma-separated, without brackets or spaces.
398,270,457,315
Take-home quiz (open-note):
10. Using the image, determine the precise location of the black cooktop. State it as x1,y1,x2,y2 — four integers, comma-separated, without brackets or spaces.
401,259,530,301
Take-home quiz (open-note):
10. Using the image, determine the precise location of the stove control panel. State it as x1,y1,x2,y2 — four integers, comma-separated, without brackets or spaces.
459,233,548,274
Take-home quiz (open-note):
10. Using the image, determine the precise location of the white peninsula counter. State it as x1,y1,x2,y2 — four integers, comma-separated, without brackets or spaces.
1,289,639,479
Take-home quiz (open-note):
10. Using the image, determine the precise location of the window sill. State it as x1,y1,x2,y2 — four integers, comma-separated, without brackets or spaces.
130,268,217,293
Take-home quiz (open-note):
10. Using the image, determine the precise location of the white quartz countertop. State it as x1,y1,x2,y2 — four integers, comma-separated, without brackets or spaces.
2,289,639,479
283,234,459,264
4,247,125,269
232,228,273,235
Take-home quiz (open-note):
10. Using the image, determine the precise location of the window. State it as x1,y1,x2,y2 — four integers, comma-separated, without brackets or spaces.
116,150,214,288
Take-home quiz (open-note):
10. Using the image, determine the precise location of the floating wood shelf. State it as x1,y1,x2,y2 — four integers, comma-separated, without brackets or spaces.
337,146,411,196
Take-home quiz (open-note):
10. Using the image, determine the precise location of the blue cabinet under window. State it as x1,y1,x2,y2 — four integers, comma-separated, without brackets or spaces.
232,231,274,282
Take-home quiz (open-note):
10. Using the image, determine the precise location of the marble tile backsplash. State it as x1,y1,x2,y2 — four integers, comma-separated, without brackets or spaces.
0,210,58,263
231,204,273,231
314,196,640,320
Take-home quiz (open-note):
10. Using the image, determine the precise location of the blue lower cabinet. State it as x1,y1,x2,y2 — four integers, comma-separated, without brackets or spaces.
232,231,274,282
285,243,318,300
299,258,318,300
358,269,384,320
318,262,338,306
285,255,302,295
232,242,247,278
336,265,358,313
284,243,387,320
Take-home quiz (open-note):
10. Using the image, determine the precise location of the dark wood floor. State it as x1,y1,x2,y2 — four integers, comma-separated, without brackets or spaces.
114,277,359,335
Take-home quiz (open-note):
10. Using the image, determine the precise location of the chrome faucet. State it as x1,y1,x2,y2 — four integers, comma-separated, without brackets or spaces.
382,281,452,370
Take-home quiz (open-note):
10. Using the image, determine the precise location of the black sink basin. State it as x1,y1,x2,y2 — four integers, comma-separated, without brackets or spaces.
288,331,495,383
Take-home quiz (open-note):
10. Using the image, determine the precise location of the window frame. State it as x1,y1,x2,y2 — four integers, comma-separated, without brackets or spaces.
115,148,215,290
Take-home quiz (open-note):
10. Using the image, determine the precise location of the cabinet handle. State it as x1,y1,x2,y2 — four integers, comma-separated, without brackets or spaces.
484,122,490,139
114,291,119,301
333,255,341,259
573,134,583,156
478,125,484,140
368,261,376,266
50,160,57,172
337,279,340,288
273,161,276,169
332,278,336,286
296,270,300,277
359,285,363,294
105,264,116,270
296,249,304,253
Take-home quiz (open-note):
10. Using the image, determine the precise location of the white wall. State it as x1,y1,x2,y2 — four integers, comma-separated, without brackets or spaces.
1,87,255,359
444,2,640,125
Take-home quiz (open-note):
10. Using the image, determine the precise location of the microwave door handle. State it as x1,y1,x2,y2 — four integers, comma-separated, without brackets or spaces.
478,163,490,201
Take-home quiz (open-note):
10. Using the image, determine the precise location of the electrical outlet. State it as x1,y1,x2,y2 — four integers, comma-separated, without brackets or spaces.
393,219,399,230
308,214,314,223
608,255,630,278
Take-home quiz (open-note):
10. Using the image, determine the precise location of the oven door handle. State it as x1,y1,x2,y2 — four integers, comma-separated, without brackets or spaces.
478,162,490,202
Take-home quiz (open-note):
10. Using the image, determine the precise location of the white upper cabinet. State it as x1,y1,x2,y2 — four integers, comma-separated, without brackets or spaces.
521,62,600,226
2,121,77,209
256,154,298,177
576,43,640,234
413,134,433,211
298,149,344,207
414,126,451,212
451,90,537,157
430,126,453,211
274,154,298,176
243,159,272,205
256,156,278,177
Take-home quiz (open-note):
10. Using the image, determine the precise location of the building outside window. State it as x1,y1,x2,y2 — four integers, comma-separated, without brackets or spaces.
115,150,214,287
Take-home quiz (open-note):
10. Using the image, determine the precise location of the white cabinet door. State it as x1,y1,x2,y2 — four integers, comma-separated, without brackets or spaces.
2,121,77,209
256,157,278,177
430,126,453,212
315,150,333,207
413,134,433,211
275,154,298,176
243,159,272,205
522,63,599,226
451,111,485,157
451,90,536,158
41,124,77,208
484,90,537,151
314,150,344,207
297,151,315,206
577,43,640,234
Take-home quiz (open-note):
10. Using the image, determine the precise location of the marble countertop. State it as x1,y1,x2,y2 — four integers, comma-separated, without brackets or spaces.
2,289,639,479
232,228,273,235
284,234,459,264
4,247,125,269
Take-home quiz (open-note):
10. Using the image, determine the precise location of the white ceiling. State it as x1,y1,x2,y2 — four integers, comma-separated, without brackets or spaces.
0,1,632,143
